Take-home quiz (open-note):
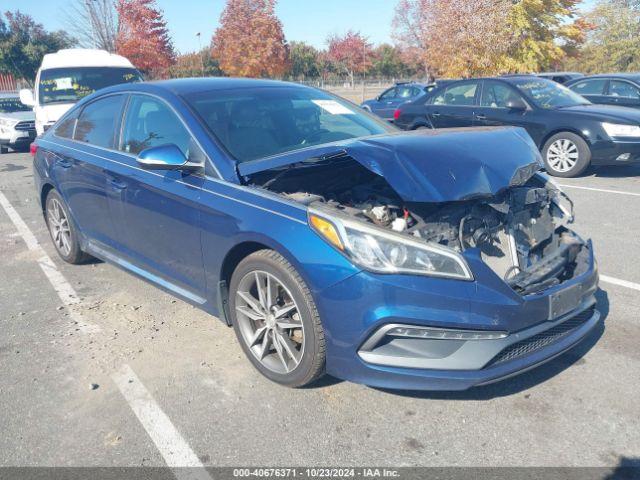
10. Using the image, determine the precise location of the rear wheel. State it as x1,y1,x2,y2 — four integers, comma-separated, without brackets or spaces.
542,132,591,178
229,249,325,387
0,145,8,154
45,189,91,264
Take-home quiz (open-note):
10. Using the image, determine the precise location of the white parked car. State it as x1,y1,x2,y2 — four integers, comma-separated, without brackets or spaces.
0,93,36,154
19,49,142,136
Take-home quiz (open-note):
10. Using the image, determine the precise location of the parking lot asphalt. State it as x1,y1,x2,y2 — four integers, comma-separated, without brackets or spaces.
0,152,639,469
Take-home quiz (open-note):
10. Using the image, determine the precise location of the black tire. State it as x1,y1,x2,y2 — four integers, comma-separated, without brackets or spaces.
542,132,591,178
44,189,91,264
229,249,326,387
0,145,8,154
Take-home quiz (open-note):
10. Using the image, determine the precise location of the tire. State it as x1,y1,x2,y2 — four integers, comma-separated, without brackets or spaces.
44,189,91,264
0,145,8,154
229,249,326,387
542,132,591,178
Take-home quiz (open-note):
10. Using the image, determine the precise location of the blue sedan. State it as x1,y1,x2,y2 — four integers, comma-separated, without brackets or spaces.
33,78,600,390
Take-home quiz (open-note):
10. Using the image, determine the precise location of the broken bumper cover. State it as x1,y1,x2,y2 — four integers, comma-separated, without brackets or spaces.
318,241,600,391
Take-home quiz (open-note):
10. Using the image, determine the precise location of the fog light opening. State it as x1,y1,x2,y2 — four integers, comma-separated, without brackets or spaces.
386,325,508,341
616,153,631,162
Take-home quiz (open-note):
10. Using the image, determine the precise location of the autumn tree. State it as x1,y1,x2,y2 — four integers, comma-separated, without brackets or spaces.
212,0,289,78
115,0,175,77
504,0,587,72
326,31,372,87
565,0,640,73
392,0,588,78
0,11,75,82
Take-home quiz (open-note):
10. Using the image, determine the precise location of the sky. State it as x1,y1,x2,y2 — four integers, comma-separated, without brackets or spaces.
4,0,596,55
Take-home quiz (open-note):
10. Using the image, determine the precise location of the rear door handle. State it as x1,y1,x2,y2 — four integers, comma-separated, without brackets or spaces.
475,114,487,120
431,112,441,117
108,177,127,191
57,158,73,169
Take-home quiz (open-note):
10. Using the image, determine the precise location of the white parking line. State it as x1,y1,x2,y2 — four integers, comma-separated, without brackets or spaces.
0,190,100,333
600,275,640,292
557,184,640,197
112,364,212,480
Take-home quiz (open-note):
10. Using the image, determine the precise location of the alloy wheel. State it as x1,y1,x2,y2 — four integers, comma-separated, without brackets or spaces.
546,138,579,173
235,270,304,374
47,198,72,257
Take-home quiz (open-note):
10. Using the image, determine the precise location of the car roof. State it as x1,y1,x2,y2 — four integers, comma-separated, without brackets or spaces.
574,73,640,82
92,77,318,99
41,49,135,70
537,72,583,76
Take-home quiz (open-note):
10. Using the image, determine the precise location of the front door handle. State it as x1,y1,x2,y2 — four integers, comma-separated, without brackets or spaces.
431,112,441,117
475,114,487,120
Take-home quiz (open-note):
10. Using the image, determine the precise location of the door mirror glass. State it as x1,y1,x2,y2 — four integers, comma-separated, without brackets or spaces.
506,98,527,111
137,144,194,170
19,89,35,107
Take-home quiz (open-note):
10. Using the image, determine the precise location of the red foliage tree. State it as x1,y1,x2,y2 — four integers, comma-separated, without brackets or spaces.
326,30,372,87
115,0,175,77
212,0,289,78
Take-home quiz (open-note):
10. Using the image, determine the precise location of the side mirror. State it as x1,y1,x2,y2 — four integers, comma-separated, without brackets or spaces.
136,144,198,171
19,89,35,107
506,98,527,111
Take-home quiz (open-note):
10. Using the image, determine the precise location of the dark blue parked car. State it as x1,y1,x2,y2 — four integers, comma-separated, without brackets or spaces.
566,73,640,109
34,78,600,391
394,76,640,177
360,82,435,121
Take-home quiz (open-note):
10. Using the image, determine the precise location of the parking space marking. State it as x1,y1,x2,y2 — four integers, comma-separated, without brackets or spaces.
0,190,100,333
112,364,212,480
557,184,640,197
600,274,640,292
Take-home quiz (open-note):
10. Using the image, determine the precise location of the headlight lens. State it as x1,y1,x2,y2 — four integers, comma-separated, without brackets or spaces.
601,122,640,138
309,211,473,280
0,118,18,128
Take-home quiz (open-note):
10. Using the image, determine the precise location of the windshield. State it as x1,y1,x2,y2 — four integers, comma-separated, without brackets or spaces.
38,67,142,105
185,87,396,162
512,78,589,109
0,98,31,113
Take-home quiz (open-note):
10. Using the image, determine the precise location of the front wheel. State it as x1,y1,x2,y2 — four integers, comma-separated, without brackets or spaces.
229,250,326,387
542,132,591,177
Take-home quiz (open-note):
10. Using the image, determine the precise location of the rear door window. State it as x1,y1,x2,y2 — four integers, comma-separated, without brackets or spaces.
379,88,397,101
73,94,125,148
431,82,479,106
569,79,606,95
480,81,523,108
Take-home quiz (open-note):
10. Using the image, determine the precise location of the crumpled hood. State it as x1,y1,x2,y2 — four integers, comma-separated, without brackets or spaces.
238,127,543,203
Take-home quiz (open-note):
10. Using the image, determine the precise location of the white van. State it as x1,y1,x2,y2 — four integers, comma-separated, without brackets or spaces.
20,49,142,135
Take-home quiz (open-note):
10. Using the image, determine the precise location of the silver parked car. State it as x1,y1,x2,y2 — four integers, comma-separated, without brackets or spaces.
0,93,36,154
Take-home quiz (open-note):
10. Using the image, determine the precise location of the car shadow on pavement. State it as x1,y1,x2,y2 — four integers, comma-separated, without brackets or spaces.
590,165,640,178
372,288,610,401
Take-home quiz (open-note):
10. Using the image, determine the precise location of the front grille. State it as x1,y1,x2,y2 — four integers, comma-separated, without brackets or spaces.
15,121,35,131
487,306,596,366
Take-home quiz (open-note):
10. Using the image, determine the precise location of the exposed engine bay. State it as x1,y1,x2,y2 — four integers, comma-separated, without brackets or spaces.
248,155,589,295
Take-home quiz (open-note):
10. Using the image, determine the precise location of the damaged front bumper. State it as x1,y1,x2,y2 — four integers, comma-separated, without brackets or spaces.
318,240,600,391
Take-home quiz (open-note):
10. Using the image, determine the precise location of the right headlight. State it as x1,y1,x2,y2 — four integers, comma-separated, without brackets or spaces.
309,211,473,280
601,122,640,138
